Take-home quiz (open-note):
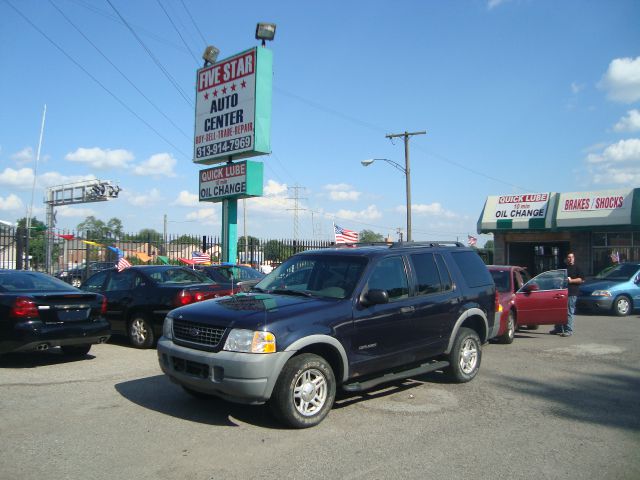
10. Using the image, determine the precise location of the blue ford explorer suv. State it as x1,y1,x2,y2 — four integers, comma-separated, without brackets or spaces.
157,242,498,428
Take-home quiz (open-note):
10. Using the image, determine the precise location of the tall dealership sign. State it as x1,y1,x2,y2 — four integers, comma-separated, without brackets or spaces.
194,47,272,165
193,46,272,263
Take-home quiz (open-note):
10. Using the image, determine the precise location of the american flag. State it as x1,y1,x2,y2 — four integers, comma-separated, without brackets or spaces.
467,235,477,247
116,256,132,272
192,251,211,264
334,224,359,244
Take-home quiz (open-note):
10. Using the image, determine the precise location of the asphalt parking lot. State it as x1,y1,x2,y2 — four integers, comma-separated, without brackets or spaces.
1,313,639,480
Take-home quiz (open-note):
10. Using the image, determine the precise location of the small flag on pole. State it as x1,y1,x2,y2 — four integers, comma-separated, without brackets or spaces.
334,224,359,244
467,235,477,247
192,251,211,264
116,256,132,272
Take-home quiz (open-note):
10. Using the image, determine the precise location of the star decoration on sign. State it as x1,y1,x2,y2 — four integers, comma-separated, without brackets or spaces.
213,89,218,97
221,86,227,94
241,80,246,88
231,83,237,92
204,92,209,100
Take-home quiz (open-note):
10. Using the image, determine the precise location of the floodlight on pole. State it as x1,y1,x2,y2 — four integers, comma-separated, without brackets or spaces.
202,45,220,66
255,22,276,46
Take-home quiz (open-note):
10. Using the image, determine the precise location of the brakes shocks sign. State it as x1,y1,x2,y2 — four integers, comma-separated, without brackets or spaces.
193,47,272,165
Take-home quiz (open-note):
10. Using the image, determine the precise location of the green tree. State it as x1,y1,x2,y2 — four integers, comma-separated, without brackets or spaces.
484,240,494,250
359,229,385,243
170,234,200,246
263,240,294,263
17,217,54,270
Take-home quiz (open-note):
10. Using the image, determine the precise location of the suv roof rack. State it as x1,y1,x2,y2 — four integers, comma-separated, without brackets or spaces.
389,241,465,249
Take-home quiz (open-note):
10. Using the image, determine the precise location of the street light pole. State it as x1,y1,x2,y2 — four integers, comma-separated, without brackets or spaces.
385,130,426,242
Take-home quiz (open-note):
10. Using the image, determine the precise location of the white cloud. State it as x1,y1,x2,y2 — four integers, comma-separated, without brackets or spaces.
133,153,176,177
37,172,97,188
263,179,287,196
585,138,640,186
396,202,458,218
323,183,361,201
173,190,199,207
570,82,585,94
11,147,34,165
487,0,510,9
65,147,134,169
333,205,381,221
186,207,219,225
124,188,162,207
56,205,97,218
0,167,33,189
586,138,640,164
599,56,640,103
0,193,23,211
613,109,640,132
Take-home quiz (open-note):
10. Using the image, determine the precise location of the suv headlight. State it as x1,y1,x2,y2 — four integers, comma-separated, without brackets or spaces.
591,290,612,297
162,315,173,340
223,329,276,353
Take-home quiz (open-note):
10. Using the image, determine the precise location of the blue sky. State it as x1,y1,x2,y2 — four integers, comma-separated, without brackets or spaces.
1,0,639,246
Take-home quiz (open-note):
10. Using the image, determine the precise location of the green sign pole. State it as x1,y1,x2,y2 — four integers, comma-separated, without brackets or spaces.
221,198,238,263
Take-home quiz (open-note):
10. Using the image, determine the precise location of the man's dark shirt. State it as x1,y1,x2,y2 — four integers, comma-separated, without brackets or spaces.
567,264,584,296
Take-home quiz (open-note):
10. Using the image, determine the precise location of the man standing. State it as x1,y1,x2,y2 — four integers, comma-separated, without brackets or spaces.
551,252,584,337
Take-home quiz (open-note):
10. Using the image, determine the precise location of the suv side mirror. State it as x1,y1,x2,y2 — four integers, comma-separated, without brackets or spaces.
361,289,389,307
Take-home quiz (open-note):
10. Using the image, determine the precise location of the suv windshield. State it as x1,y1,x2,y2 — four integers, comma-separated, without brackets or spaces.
257,254,368,299
596,263,639,281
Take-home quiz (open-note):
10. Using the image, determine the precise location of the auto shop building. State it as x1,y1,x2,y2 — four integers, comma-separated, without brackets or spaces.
477,188,640,276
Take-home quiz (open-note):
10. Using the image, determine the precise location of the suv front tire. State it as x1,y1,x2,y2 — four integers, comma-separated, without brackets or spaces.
446,327,481,383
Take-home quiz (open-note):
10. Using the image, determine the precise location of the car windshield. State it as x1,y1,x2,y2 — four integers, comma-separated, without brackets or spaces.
490,270,511,293
595,263,640,281
0,271,76,292
257,254,368,299
150,268,213,285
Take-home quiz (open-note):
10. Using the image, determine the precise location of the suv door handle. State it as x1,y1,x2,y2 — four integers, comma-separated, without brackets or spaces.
400,306,415,314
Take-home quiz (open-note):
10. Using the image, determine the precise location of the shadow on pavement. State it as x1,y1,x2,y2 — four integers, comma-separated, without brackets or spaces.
114,374,282,429
0,349,96,368
494,363,640,432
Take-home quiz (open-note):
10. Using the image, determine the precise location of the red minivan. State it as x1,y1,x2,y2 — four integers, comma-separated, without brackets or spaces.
489,266,568,344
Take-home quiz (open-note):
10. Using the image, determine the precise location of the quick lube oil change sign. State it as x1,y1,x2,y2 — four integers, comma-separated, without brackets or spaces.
193,47,272,165
199,160,263,202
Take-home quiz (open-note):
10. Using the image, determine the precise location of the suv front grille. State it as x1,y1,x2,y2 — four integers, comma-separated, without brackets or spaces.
173,319,226,348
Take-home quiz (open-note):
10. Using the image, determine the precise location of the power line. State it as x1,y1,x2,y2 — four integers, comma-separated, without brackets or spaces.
2,0,190,158
155,0,199,65
180,0,207,46
48,0,191,141
105,0,193,107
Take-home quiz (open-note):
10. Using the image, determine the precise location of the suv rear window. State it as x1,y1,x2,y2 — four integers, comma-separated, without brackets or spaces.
450,251,493,288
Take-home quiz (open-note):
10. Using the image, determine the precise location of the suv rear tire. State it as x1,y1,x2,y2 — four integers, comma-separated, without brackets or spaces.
269,353,336,429
445,327,481,383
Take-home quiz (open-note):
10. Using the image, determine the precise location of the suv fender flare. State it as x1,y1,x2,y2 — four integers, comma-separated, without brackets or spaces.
284,335,350,382
445,308,489,354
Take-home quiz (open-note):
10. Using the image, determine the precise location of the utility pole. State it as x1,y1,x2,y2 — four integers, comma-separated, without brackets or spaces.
287,184,306,242
386,130,426,242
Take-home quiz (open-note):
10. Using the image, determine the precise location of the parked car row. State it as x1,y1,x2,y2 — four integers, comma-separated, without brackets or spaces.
2,252,637,429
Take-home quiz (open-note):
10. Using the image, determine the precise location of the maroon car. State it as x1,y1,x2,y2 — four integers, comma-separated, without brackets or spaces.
489,266,568,344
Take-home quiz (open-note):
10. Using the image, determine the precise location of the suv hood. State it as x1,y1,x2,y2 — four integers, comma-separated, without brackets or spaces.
169,292,344,330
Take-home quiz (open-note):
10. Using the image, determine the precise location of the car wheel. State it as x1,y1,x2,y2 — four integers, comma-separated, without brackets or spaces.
445,327,481,383
613,296,631,317
128,315,155,349
498,312,515,344
269,353,336,429
71,278,82,288
61,344,91,357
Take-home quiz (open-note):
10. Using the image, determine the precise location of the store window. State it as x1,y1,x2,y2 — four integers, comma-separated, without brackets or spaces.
592,232,639,274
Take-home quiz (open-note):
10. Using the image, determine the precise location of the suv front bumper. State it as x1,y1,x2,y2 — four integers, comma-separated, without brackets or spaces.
157,337,293,404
